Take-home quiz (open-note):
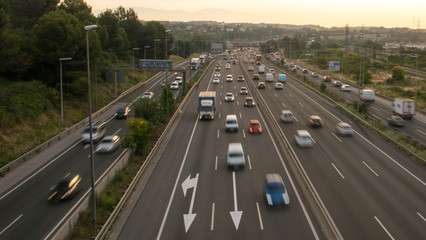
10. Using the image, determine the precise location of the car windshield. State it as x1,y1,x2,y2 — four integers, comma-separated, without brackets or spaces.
56,180,70,191
101,139,113,143
267,183,285,192
229,153,243,158
200,106,213,111
251,123,260,127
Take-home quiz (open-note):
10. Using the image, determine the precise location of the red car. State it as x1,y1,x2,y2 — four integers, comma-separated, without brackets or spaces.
323,76,332,82
248,119,262,134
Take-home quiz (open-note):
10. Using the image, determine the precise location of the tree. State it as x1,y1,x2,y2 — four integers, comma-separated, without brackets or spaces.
58,0,96,24
10,0,59,28
391,66,405,83
134,98,164,125
160,84,175,116
121,118,152,155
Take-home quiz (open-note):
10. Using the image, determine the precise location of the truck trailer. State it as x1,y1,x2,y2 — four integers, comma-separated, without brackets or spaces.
393,98,415,119
198,91,216,120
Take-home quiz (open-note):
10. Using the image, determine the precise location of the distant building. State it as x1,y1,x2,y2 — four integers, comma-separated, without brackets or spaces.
211,43,223,54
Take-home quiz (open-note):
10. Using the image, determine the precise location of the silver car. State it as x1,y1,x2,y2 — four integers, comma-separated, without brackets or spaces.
225,92,234,102
96,135,121,153
294,130,314,147
336,122,354,136
227,143,245,169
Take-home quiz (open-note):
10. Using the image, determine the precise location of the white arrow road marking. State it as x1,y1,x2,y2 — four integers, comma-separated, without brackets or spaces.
230,171,243,230
182,173,199,233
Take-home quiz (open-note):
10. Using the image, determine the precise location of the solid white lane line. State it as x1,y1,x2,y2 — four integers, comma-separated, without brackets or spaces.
374,216,395,240
247,155,252,170
416,129,426,135
332,133,342,142
211,203,215,231
332,163,345,179
215,156,218,171
217,129,220,139
363,161,379,177
417,212,426,223
243,129,246,138
282,102,286,108
299,102,304,108
0,214,23,236
256,202,264,230
239,112,242,119
371,107,380,111
220,92,223,96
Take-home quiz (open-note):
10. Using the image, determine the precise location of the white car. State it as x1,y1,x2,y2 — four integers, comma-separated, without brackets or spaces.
336,122,354,136
96,135,121,153
227,143,245,169
212,77,220,84
175,76,183,85
141,91,154,99
341,84,351,92
225,63,231,69
248,66,254,71
275,82,283,89
294,130,314,147
226,74,233,82
214,71,221,78
225,92,234,102
170,82,179,90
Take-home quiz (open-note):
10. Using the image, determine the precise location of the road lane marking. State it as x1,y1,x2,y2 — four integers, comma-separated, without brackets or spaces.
182,174,199,233
220,92,223,96
299,102,304,108
220,100,222,106
289,93,293,97
237,101,240,106
374,216,395,240
211,203,215,231
274,93,278,98
217,129,220,139
362,161,379,177
256,202,264,230
219,112,221,119
282,102,286,108
215,156,218,171
243,129,246,138
332,163,345,179
370,106,380,111
332,133,342,142
239,112,242,119
0,214,23,236
417,212,426,223
416,129,426,135
247,155,252,170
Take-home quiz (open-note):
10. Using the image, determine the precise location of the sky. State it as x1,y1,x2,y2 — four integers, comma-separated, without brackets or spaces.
84,0,425,28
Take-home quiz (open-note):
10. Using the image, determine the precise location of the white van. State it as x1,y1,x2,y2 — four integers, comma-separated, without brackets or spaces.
266,73,274,82
227,143,245,169
225,115,238,132
360,89,375,102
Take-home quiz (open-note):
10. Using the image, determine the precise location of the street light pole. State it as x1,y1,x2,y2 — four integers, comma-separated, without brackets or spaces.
132,47,139,81
411,54,419,103
165,29,171,118
144,46,150,78
84,24,97,229
59,57,72,125
357,33,364,113
154,39,160,60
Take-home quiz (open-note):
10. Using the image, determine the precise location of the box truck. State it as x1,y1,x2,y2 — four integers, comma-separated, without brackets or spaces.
393,98,415,119
198,91,216,120
279,74,287,83
266,73,274,82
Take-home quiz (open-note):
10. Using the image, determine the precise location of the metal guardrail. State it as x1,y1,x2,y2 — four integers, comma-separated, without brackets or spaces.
0,72,162,177
95,58,218,240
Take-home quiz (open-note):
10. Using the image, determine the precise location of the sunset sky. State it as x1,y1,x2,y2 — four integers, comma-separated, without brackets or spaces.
84,0,425,28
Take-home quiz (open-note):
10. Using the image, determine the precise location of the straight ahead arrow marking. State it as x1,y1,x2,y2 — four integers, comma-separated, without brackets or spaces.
230,171,243,230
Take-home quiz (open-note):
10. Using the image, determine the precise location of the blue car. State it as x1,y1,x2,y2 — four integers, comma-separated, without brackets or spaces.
264,173,290,207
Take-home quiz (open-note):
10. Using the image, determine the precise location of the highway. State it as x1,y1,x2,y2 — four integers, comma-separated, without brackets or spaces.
0,60,192,240
110,54,426,240
268,56,426,144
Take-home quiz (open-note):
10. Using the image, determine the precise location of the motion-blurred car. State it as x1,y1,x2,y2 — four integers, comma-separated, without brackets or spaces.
258,82,265,89
294,130,314,147
48,174,82,203
225,115,238,132
292,68,297,72
307,115,323,128
227,143,245,169
240,87,248,95
226,74,233,82
115,107,130,119
312,72,318,78
264,173,290,207
161,81,166,87
341,85,351,92
333,81,342,87
269,69,275,74
280,110,295,123
244,97,255,107
237,75,245,81
141,91,154,99
96,135,121,153
335,122,354,136
252,74,260,80
81,121,106,143
225,92,235,102
387,115,405,127
323,76,332,82
212,77,220,84
214,71,221,78
248,119,262,134
248,66,254,71
175,76,183,85
275,82,283,89
302,69,309,74
225,63,231,69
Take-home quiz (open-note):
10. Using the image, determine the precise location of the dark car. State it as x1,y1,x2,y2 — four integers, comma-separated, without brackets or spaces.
308,115,323,128
302,69,309,74
116,106,130,119
387,115,405,127
292,68,297,72
264,173,290,207
258,82,265,89
253,74,260,80
240,87,248,95
244,97,255,107
48,174,82,203
323,76,332,82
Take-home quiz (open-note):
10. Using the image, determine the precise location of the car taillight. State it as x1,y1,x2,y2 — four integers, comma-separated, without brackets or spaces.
320,120,323,125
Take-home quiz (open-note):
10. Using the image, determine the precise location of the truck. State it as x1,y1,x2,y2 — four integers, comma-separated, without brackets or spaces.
256,54,262,65
198,91,216,120
279,74,287,83
393,98,415,119
191,58,200,70
360,89,375,102
258,65,265,74
199,55,206,64
265,73,274,82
